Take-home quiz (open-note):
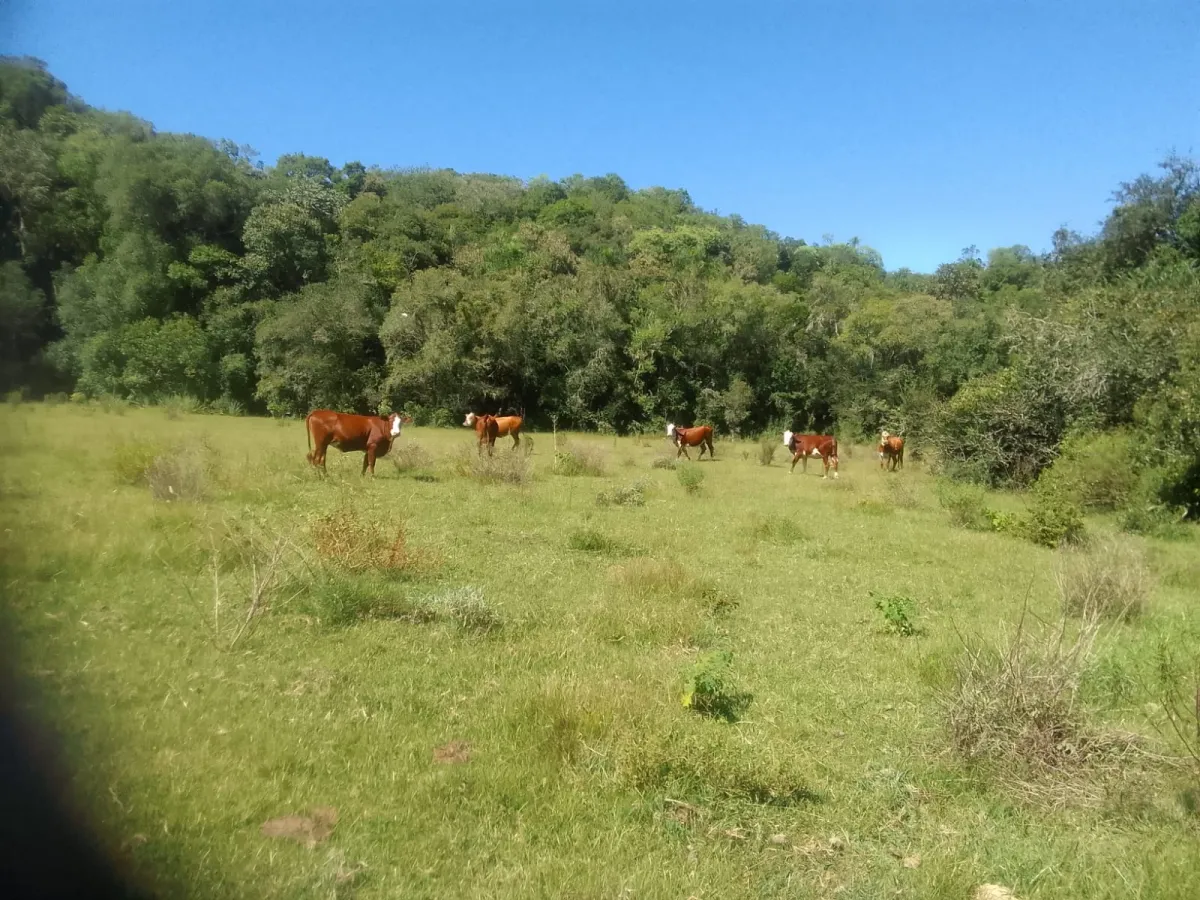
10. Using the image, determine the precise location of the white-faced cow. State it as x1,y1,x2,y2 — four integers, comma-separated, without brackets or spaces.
667,423,715,460
783,430,839,478
305,409,409,476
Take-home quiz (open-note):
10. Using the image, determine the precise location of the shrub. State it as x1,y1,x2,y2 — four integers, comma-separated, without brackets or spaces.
651,455,677,470
680,650,753,722
415,586,502,634
42,392,68,406
450,446,531,485
937,481,993,531
1041,430,1141,512
111,441,165,486
162,394,203,419
872,593,920,636
942,605,1136,776
596,481,646,507
554,443,606,477
1055,536,1152,621
757,437,778,466
147,449,209,501
310,509,438,575
390,441,435,474
884,478,920,509
1020,479,1085,548
677,465,704,495
209,396,245,417
567,528,626,555
745,515,806,544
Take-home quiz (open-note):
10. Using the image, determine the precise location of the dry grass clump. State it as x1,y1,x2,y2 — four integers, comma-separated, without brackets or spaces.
1054,535,1152,622
943,604,1148,805
596,480,646,507
757,437,778,466
412,586,502,634
650,455,677,470
310,508,439,575
389,440,435,473
450,445,532,485
884,477,920,509
554,442,607,476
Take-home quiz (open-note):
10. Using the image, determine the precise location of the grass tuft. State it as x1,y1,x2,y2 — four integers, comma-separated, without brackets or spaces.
1055,536,1152,622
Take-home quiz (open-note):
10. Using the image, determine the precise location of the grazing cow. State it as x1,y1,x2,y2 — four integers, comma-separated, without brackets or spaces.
667,423,715,460
782,430,839,478
305,409,408,476
464,410,524,456
879,430,905,471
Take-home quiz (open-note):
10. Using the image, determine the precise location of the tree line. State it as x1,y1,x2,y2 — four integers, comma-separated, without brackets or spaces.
1,56,1198,519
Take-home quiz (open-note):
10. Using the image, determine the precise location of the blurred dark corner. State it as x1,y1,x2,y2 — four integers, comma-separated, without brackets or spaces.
0,621,156,899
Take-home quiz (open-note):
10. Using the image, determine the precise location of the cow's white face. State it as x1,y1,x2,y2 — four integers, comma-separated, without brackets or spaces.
881,429,890,440
666,423,676,437
782,430,794,447
464,412,476,427
389,414,403,437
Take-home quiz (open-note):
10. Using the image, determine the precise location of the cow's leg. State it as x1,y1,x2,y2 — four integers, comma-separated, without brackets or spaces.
511,432,520,450
680,443,691,460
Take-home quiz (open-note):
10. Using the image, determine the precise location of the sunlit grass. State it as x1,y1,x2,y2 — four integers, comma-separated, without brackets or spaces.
1,402,1199,899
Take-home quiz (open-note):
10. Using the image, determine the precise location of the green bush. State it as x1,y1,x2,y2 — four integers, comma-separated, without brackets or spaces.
596,481,646,507
1038,429,1141,512
677,465,704,495
1020,479,1086,548
937,481,993,531
554,443,606,476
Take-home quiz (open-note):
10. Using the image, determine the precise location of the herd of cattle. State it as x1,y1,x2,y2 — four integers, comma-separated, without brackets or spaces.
303,408,905,478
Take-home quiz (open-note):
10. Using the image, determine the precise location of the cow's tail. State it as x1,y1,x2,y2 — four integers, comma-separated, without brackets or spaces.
305,412,313,462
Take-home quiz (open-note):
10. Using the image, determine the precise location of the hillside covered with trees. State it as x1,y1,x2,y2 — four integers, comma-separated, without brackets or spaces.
2,56,1198,520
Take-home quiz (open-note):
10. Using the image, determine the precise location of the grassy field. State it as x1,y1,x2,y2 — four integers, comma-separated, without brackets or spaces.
1,402,1199,899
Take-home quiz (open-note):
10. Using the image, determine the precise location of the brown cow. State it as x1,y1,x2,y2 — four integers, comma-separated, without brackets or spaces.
783,430,839,478
667,423,715,460
305,409,408,475
464,410,524,456
878,430,905,471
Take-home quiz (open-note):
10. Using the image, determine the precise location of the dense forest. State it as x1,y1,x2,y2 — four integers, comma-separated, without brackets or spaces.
2,56,1198,520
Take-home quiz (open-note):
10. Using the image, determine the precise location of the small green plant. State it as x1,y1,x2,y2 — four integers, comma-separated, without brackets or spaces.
651,456,677,470
746,515,806,544
677,464,704,495
757,437,778,466
680,650,752,722
596,481,646,507
567,528,626,555
872,592,920,636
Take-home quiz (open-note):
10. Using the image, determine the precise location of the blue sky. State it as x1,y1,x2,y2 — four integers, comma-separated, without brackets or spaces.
7,0,1198,272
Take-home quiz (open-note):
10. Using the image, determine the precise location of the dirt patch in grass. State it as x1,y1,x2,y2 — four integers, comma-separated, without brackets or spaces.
433,741,472,764
261,806,338,848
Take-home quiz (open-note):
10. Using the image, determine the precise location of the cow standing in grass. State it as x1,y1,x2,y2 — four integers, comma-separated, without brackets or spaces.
667,423,715,460
306,410,408,476
464,410,523,456
783,430,839,478
879,430,905,471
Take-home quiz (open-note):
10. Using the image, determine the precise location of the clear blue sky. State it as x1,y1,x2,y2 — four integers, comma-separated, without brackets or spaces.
6,0,1198,272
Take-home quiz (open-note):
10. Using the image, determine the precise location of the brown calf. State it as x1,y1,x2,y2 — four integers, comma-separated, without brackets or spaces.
464,411,523,456
783,430,839,478
878,431,905,471
667,423,715,460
